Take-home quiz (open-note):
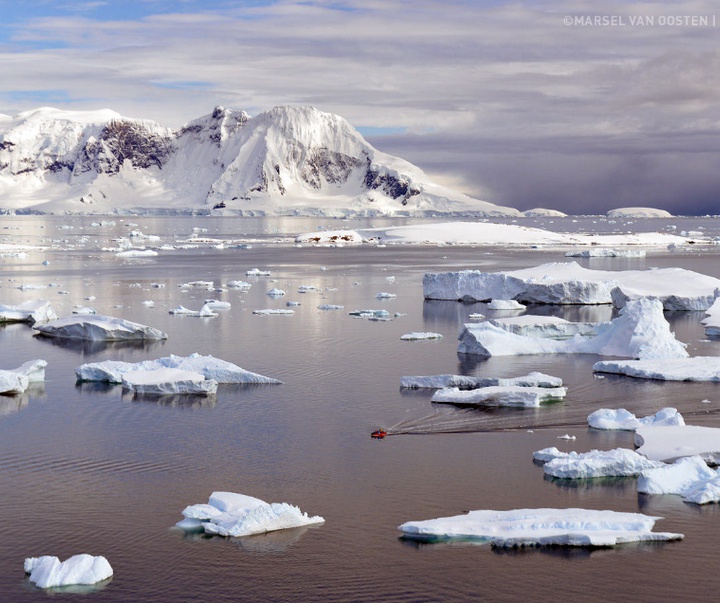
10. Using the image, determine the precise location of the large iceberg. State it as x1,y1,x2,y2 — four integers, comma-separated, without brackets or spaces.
0,299,57,324
122,368,218,396
587,408,684,430
398,508,683,547
424,262,720,310
458,298,688,360
637,456,720,504
0,359,47,395
534,447,664,478
24,554,113,589
176,491,324,537
431,385,566,408
635,425,720,464
593,357,720,381
76,353,281,384
34,315,167,341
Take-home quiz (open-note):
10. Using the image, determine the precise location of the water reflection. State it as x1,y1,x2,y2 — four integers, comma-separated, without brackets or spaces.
176,525,313,554
543,474,637,493
33,335,167,356
23,577,113,595
123,391,217,409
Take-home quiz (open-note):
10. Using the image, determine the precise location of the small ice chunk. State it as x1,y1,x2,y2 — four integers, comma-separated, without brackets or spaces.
267,288,286,297
169,304,218,317
227,280,251,289
487,299,525,310
72,306,96,315
24,554,113,589
318,304,344,310
253,309,294,315
400,332,443,341
246,268,271,276
203,300,231,310
376,292,397,299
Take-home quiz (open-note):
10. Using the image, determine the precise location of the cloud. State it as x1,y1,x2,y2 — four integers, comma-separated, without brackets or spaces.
1,0,718,214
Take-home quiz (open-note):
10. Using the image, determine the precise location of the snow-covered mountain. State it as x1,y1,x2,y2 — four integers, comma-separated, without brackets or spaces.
0,105,519,216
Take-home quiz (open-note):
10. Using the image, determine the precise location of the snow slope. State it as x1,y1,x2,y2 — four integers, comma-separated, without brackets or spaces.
0,105,519,217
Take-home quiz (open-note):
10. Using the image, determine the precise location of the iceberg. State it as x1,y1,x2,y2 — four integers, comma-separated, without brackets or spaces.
253,308,294,315
33,315,167,341
400,332,443,341
115,249,158,258
76,353,281,384
169,304,218,317
121,368,217,396
593,357,720,381
565,248,646,258
637,456,720,504
24,554,113,589
0,359,47,395
0,299,57,324
398,508,683,547
635,425,720,464
176,491,324,537
534,447,664,478
458,298,688,360
424,262,720,310
431,385,566,407
400,371,562,389
587,408,684,430
488,315,597,339
702,297,720,336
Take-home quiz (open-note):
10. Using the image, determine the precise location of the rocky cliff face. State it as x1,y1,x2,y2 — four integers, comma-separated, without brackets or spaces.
0,105,519,216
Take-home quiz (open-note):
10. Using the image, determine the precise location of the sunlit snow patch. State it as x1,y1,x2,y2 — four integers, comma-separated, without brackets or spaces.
398,508,683,547
175,491,324,537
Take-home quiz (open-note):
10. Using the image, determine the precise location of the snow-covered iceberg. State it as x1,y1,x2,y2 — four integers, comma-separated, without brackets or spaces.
593,357,720,381
702,297,720,337
175,491,324,537
75,353,281,384
34,315,167,341
24,554,113,589
0,299,57,324
587,408,684,430
458,298,687,360
0,359,47,395
637,456,720,504
534,447,664,478
401,371,562,390
122,368,218,396
635,425,720,464
424,262,720,310
398,508,683,547
431,385,566,408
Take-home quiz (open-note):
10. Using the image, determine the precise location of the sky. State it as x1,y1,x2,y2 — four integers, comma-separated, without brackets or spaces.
1,0,719,215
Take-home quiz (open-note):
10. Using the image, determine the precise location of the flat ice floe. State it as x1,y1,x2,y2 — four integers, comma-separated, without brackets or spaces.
169,304,218,317
0,359,47,395
458,298,687,360
76,353,281,384
638,456,720,504
587,408,684,430
424,261,720,310
176,491,324,537
0,299,57,323
398,508,683,546
431,385,566,407
400,332,443,341
634,425,720,463
34,315,167,341
122,368,218,396
400,371,562,389
593,357,720,381
24,554,113,589
533,447,664,478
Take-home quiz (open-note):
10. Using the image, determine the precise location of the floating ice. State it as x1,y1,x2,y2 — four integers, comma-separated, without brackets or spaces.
0,359,47,394
487,299,525,310
253,309,294,316
0,299,57,324
203,299,231,310
534,447,664,478
246,268,271,277
637,456,720,504
593,357,720,381
169,304,218,317
348,309,390,318
400,371,562,389
33,315,168,341
317,304,344,310
24,554,113,589
115,249,158,258
702,297,720,337
431,385,566,408
72,306,96,315
376,292,397,299
400,332,443,341
489,315,597,339
635,425,720,463
398,508,683,547
424,262,720,310
176,491,324,537
458,298,687,360
76,353,281,384
587,408,684,430
227,280,252,289
565,249,646,258
122,368,217,396
267,288,286,297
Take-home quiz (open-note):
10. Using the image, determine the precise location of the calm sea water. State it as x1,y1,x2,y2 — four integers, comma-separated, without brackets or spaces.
2,215,720,602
